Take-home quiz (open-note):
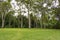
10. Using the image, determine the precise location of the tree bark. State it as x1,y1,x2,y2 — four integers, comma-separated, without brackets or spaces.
2,13,5,28
21,15,23,28
18,18,20,28
9,18,11,28
28,4,31,28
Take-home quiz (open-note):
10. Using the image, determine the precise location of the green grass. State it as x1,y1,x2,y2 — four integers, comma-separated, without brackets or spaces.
0,28,60,40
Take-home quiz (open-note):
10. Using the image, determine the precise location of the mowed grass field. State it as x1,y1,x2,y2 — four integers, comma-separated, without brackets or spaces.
0,28,60,40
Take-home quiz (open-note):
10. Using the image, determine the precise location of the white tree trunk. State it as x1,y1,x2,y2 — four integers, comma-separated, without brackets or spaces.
2,13,4,28
21,16,23,28
28,4,31,28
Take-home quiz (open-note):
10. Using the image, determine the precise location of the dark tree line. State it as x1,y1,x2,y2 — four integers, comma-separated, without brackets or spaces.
0,0,60,29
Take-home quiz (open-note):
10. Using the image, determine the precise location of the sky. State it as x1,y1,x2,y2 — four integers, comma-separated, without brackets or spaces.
10,0,59,17
10,0,28,17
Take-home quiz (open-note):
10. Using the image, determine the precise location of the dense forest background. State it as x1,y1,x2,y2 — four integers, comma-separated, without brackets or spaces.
0,0,60,29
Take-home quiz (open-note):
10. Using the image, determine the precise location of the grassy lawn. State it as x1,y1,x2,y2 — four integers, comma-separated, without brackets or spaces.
0,28,60,40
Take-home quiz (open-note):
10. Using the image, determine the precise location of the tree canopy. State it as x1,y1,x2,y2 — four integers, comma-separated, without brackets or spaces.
0,0,60,29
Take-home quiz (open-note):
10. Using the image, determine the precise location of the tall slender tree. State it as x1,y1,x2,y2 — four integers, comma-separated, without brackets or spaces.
0,0,11,28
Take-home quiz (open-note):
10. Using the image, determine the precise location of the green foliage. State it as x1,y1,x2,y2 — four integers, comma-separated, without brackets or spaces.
0,0,60,29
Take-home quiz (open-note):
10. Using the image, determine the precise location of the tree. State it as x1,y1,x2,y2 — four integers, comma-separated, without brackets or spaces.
0,0,11,28
16,2,24,28
16,0,34,28
5,10,15,28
